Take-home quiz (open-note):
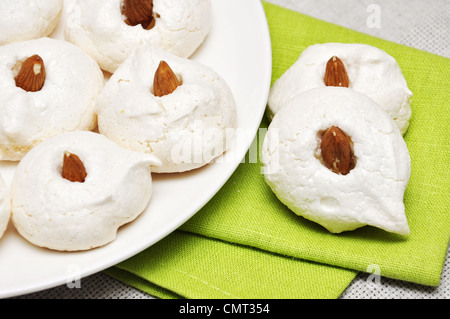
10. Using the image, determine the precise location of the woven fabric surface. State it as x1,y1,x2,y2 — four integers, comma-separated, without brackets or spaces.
107,232,355,299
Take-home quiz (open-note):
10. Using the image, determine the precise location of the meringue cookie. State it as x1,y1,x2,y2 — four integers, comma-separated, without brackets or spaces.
65,0,211,73
0,37,104,161
11,131,161,251
0,0,63,46
268,43,413,134
96,46,237,173
0,174,11,240
263,87,411,235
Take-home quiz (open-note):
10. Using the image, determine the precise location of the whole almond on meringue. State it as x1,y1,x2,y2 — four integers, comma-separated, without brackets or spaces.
14,54,46,92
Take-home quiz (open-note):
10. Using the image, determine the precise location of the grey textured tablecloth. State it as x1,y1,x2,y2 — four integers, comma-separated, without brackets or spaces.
14,0,450,299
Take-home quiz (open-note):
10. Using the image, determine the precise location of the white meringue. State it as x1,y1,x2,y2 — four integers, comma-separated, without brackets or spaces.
96,46,237,173
263,87,411,235
268,43,413,134
11,131,161,251
0,0,63,45
0,174,10,240
64,0,211,73
0,37,104,161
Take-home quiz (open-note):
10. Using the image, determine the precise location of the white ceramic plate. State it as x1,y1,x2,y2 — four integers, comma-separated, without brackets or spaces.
0,0,272,298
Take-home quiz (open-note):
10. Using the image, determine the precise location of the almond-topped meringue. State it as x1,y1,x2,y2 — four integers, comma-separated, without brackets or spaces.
64,0,212,73
11,131,161,251
0,38,104,161
96,46,237,173
0,174,10,240
0,0,63,45
268,43,413,135
263,87,411,235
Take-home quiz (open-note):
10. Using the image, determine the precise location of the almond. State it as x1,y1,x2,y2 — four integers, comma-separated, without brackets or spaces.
62,152,87,183
324,56,349,88
153,60,182,97
320,126,356,175
14,55,46,92
122,0,155,30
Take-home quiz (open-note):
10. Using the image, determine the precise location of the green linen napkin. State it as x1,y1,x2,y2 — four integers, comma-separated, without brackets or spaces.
106,231,356,299
107,1,450,297
179,2,450,286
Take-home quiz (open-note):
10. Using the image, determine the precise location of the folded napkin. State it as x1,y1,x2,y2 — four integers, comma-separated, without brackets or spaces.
106,1,450,297
106,231,356,299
